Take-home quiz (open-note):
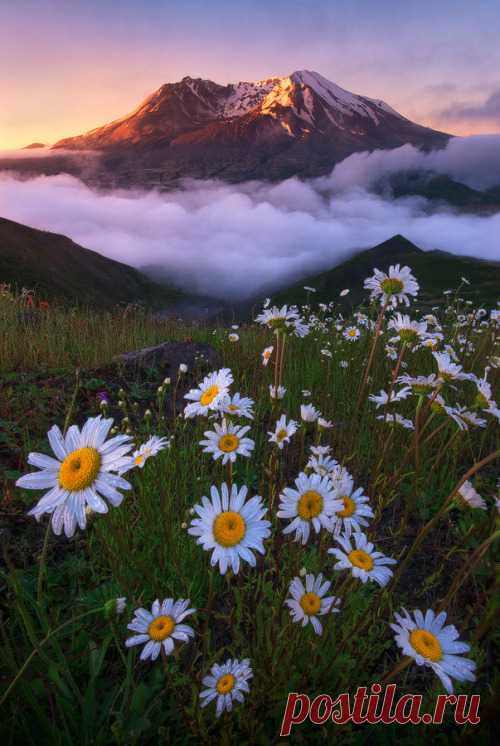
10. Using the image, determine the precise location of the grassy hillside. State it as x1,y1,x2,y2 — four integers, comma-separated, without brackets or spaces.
0,216,185,308
1,281,498,743
273,235,500,309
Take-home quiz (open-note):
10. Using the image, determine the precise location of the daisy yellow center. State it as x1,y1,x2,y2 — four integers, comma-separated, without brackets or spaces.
300,592,321,616
59,447,101,491
218,434,240,453
348,549,374,571
277,429,288,441
381,278,404,295
228,404,238,412
148,615,175,641
475,392,489,410
336,495,356,518
213,511,246,547
414,384,433,395
216,673,236,694
135,455,145,465
297,490,324,520
200,385,220,406
409,629,442,662
399,329,418,344
348,329,358,337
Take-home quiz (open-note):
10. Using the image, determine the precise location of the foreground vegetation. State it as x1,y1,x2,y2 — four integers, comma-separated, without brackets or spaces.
1,277,498,744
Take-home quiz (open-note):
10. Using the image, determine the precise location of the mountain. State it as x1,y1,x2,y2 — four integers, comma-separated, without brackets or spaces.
46,70,449,186
0,217,185,308
272,235,500,309
376,171,500,215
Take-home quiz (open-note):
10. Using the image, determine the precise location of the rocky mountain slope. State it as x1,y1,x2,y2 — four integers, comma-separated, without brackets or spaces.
46,70,450,186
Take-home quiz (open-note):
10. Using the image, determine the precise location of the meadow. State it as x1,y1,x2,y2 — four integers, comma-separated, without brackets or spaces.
0,274,498,745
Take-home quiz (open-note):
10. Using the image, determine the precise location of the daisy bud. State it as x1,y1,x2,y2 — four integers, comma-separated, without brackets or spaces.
118,388,126,398
163,377,171,385
118,400,125,408
104,597,127,619
181,522,187,529
179,364,188,374
144,409,152,418
299,567,307,577
157,386,164,394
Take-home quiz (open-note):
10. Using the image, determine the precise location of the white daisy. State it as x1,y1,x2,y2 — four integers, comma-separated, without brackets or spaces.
285,573,341,635
16,416,133,538
184,368,233,418
364,264,419,308
310,445,332,457
188,482,271,574
432,352,473,383
474,378,500,420
125,598,195,661
200,421,254,465
429,394,469,431
268,414,298,449
331,476,374,537
269,385,286,400
376,413,414,430
219,393,255,420
390,608,476,694
328,532,396,587
277,472,342,545
318,417,334,429
456,480,487,510
388,313,428,346
120,435,170,473
200,658,253,718
255,305,299,334
343,326,360,342
228,333,239,342
369,387,411,408
261,346,274,366
397,374,440,395
300,404,321,423
306,454,339,478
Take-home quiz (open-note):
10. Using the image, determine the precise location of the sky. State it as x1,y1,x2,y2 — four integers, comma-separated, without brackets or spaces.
1,0,500,148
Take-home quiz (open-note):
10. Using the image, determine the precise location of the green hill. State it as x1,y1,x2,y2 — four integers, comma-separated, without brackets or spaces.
0,216,185,308
272,235,500,309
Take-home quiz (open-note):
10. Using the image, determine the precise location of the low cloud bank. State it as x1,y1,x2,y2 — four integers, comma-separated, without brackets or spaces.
0,136,499,300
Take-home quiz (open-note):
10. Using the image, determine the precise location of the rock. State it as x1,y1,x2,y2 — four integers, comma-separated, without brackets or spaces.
113,340,221,378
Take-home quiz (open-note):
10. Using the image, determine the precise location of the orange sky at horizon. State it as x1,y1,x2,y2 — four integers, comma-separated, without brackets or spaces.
1,1,499,150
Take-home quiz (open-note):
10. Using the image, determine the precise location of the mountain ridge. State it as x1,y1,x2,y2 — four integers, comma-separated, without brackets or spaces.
0,216,185,308
271,235,500,309
40,70,450,187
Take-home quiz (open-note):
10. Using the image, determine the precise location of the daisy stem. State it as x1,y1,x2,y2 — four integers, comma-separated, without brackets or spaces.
0,607,103,707
389,449,500,593
437,529,500,613
278,333,286,388
273,332,281,393
380,655,412,684
227,460,233,489
356,301,388,410
37,369,81,607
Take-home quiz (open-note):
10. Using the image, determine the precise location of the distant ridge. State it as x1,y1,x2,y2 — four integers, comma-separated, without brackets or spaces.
0,217,184,308
272,235,500,308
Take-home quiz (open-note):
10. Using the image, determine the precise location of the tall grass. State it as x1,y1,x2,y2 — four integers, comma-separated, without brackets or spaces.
1,283,499,744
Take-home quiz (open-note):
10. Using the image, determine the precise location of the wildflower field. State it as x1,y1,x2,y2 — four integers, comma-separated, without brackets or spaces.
0,271,498,745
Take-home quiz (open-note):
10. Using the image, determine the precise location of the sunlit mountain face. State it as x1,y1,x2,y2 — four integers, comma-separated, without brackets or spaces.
36,70,449,187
